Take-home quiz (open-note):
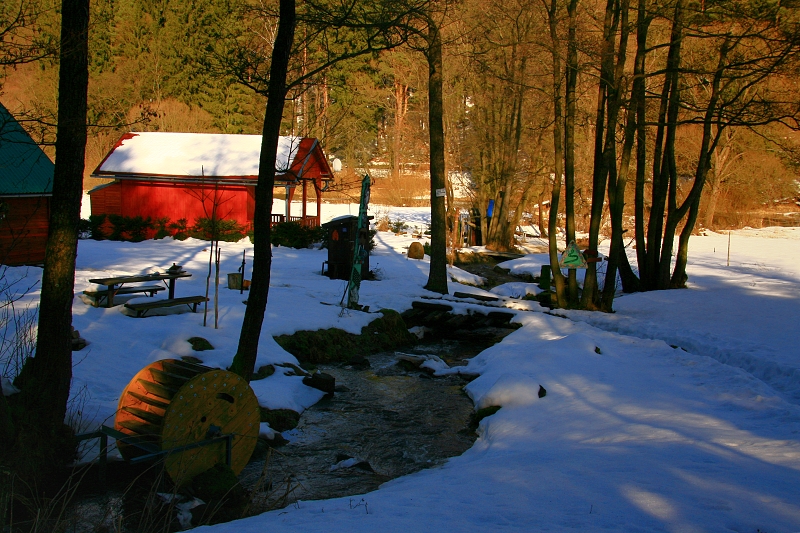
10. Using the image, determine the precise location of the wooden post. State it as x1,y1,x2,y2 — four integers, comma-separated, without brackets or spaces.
316,182,322,226
727,231,731,267
302,179,308,223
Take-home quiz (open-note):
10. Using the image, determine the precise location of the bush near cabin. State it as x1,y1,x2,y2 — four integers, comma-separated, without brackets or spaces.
84,215,245,242
266,221,326,249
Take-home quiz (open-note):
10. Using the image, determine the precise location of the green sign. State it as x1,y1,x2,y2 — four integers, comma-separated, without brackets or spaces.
559,241,587,269
341,175,371,310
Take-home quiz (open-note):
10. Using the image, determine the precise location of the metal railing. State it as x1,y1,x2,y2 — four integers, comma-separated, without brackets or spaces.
75,425,233,488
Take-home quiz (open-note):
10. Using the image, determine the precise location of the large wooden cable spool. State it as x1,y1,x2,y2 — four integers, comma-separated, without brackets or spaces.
114,359,261,486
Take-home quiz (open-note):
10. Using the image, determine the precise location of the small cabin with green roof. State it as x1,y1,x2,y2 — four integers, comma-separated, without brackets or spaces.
0,103,53,265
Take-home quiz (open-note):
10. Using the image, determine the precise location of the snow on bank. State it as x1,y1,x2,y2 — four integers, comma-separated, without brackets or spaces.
5,200,800,532
205,308,800,533
557,228,800,406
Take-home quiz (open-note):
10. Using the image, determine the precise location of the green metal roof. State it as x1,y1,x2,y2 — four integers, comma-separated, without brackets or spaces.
0,102,53,196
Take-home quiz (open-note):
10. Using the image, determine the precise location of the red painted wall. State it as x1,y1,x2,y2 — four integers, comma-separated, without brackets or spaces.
0,196,50,265
91,180,255,231
90,183,122,216
118,181,252,228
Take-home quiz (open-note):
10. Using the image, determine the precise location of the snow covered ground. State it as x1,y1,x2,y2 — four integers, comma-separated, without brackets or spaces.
4,201,800,532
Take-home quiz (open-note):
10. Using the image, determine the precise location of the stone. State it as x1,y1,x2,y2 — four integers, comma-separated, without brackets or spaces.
275,362,308,376
251,364,275,381
188,337,214,351
333,454,374,472
259,408,301,431
71,337,88,351
408,241,425,259
396,353,426,369
190,463,245,503
348,354,371,369
189,463,247,525
303,372,336,395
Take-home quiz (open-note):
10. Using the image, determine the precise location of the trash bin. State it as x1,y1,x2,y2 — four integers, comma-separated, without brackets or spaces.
322,215,370,280
227,273,243,290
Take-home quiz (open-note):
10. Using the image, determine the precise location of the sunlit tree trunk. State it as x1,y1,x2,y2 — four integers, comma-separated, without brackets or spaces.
425,17,449,294
230,0,295,381
546,0,566,308
564,0,579,305
668,40,728,287
703,128,737,229
640,0,684,290
392,80,409,181
582,0,623,310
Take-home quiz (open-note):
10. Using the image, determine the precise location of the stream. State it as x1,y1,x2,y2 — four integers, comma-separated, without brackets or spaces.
58,340,487,531
240,339,485,510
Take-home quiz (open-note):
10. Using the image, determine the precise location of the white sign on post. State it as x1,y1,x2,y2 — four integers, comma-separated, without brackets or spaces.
435,188,447,197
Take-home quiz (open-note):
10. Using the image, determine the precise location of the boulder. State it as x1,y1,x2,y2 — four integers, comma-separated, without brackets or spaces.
259,408,301,431
408,241,425,259
303,371,336,395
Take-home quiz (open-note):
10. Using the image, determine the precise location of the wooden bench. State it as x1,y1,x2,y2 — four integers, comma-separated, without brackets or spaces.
84,285,165,307
124,296,208,317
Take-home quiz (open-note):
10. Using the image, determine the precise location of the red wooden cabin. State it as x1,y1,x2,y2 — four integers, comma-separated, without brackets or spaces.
0,103,53,265
89,132,334,236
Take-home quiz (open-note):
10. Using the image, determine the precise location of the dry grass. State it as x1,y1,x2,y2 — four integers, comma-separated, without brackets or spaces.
324,168,431,206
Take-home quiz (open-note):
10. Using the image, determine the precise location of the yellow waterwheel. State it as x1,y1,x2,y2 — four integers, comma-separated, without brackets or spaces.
114,359,260,486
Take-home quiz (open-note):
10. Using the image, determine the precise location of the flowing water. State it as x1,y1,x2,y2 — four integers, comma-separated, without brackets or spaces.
241,340,484,508
61,340,487,529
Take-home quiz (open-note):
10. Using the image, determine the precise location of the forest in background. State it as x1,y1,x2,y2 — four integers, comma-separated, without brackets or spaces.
1,0,799,232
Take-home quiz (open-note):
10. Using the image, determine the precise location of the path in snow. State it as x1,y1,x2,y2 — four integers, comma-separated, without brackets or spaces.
540,229,800,406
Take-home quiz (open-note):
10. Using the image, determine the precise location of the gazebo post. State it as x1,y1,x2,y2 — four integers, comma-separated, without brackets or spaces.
316,182,322,227
302,180,307,224
285,185,291,220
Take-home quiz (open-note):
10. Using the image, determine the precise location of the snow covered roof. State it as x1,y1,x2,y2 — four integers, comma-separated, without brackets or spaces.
92,132,330,182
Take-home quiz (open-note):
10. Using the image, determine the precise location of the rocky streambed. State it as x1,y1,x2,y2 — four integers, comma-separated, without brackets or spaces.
241,339,487,509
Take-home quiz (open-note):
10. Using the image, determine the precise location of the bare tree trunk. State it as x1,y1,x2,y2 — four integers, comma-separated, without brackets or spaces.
392,80,408,181
508,180,538,241
425,18,449,294
703,174,721,230
564,0,579,305
214,246,220,328
601,90,636,310
538,191,548,238
546,0,566,308
0,393,13,444
321,74,329,144
703,128,736,229
204,240,214,327
672,195,700,288
7,0,89,480
230,0,295,382
582,0,624,310
633,0,649,275
642,0,684,290
658,37,728,290
599,0,635,310
445,171,458,266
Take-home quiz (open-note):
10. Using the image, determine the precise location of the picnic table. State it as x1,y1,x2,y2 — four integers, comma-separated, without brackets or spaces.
86,270,192,308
